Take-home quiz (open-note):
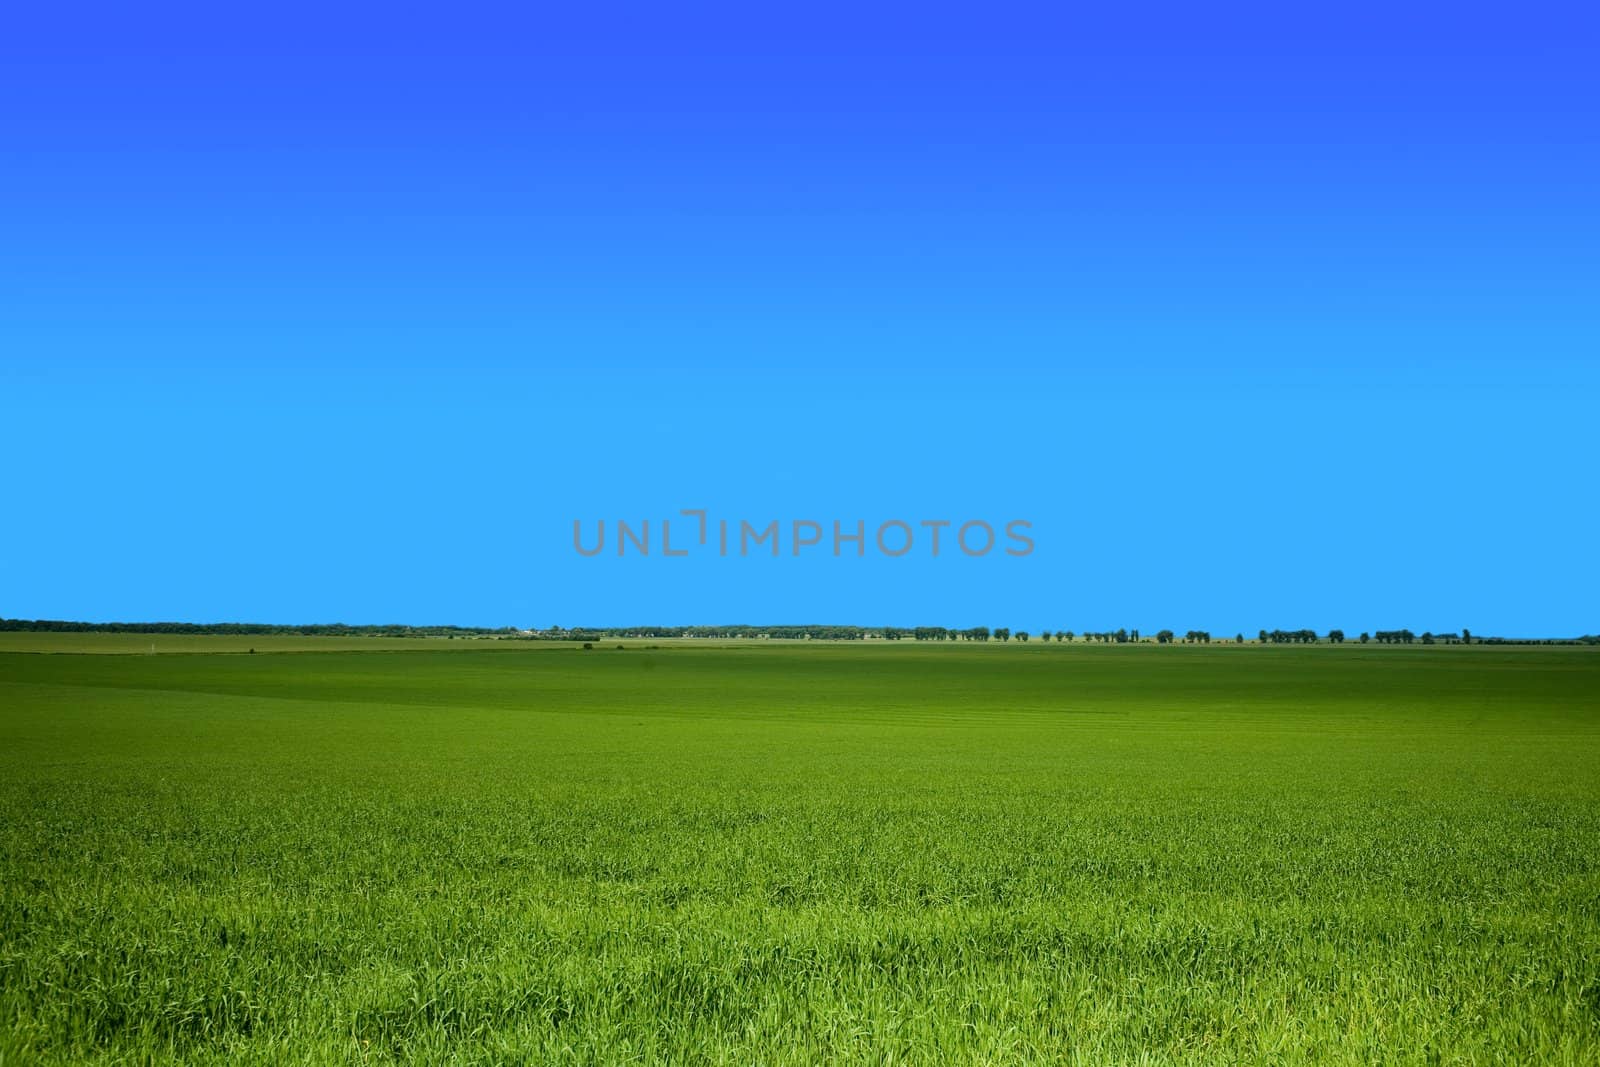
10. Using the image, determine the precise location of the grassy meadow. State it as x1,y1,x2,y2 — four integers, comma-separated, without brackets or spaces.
2,639,1598,1063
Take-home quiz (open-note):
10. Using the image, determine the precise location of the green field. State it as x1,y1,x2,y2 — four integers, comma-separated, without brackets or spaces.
3,641,1598,1064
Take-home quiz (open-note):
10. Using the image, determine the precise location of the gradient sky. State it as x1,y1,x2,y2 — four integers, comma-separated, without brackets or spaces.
3,2,1596,635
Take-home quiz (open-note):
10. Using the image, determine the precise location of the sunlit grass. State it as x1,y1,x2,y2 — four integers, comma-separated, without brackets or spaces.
3,644,1598,1063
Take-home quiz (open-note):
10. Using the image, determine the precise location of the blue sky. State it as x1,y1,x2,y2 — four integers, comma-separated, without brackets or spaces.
3,2,1596,635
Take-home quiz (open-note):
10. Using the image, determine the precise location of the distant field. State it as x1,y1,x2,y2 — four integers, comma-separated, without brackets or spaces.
0,633,942,655
3,644,1598,1063
0,632,1563,655
0,633,549,655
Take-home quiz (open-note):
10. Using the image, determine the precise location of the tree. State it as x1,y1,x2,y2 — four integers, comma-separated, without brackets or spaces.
1156,630,1175,644
1235,633,1244,644
1328,629,1345,644
1061,631,1074,642
995,627,1011,642
1462,628,1472,644
1040,630,1051,643
1359,632,1370,643
1258,629,1268,644
1017,631,1030,642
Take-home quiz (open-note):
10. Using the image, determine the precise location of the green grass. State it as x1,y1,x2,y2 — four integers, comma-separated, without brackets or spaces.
2,642,1598,1064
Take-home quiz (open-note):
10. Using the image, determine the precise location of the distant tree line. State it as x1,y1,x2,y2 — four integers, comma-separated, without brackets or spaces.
519,623,1600,646
0,617,508,638
1260,629,1321,644
5,618,1595,645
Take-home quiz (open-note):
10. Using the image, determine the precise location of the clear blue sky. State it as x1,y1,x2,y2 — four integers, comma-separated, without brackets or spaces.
3,2,1595,636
